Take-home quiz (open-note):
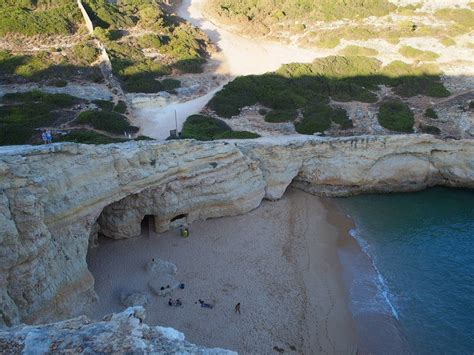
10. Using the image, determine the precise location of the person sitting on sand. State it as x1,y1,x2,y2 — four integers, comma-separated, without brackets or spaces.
234,303,241,314
175,299,182,307
198,299,213,309
168,298,173,307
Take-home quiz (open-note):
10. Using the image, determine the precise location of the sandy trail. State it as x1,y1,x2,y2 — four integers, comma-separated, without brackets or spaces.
87,188,357,354
132,0,318,140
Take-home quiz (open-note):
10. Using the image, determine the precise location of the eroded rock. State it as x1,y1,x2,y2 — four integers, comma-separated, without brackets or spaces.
0,307,235,354
0,135,473,325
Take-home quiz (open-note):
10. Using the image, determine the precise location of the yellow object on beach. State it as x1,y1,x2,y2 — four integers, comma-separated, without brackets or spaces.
181,228,189,238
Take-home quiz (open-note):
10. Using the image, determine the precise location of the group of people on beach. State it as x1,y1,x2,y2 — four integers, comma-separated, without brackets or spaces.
41,130,53,144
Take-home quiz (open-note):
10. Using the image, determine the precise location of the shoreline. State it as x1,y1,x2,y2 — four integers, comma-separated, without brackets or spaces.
326,198,411,354
87,188,358,353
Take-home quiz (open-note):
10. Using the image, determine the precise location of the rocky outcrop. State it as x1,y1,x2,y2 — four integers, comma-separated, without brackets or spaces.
0,306,235,354
0,135,473,326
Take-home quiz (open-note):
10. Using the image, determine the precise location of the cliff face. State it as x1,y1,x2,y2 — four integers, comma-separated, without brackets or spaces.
0,135,473,326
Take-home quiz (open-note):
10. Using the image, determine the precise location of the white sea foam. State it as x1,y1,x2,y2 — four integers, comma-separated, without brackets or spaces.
349,228,400,320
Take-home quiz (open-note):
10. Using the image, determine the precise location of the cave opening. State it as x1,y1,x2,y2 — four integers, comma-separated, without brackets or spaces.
141,215,156,236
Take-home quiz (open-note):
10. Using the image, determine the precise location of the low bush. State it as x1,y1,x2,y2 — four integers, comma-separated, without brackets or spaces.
214,130,260,139
295,106,332,134
181,115,259,140
265,110,297,123
440,37,456,47
208,56,450,123
424,108,438,119
0,91,80,145
419,124,441,135
331,108,353,129
71,42,100,66
435,9,474,31
378,100,414,132
113,100,127,114
399,46,440,62
55,130,127,144
76,110,138,134
339,46,378,57
93,99,115,111
0,1,81,36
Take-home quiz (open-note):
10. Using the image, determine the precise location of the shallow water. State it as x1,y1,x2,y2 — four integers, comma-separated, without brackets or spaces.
336,187,474,354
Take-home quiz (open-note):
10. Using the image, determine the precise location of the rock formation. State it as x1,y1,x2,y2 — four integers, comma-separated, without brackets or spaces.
0,306,235,354
0,135,473,327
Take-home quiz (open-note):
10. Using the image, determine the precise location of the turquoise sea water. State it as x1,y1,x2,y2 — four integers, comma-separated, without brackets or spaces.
336,188,474,354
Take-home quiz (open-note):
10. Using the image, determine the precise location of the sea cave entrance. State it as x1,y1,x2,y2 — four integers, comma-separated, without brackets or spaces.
141,215,156,236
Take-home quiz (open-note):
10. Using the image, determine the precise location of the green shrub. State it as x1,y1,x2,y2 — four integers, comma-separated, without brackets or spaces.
214,130,260,139
435,9,474,30
0,90,80,145
49,79,68,87
331,108,353,129
93,99,114,111
209,0,395,24
113,100,127,114
265,110,297,122
181,114,258,140
339,46,378,57
419,124,441,135
55,130,127,144
161,78,181,91
295,104,334,134
378,100,414,132
440,37,456,47
0,2,81,36
424,108,438,119
76,110,138,134
71,42,100,66
399,46,440,62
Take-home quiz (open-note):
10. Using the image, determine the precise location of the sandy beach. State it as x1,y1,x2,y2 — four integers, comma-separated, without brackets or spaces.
87,188,357,353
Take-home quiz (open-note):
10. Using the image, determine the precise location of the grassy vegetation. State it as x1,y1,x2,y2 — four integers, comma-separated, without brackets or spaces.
55,130,127,144
399,46,440,62
339,46,378,57
419,124,440,135
93,99,115,111
0,49,103,83
180,115,259,140
435,8,474,31
425,108,438,119
76,110,139,135
295,104,352,134
0,90,81,145
0,0,82,36
82,0,211,92
305,21,440,48
265,110,297,123
208,0,396,27
440,37,456,47
378,100,414,132
208,56,450,123
113,100,127,114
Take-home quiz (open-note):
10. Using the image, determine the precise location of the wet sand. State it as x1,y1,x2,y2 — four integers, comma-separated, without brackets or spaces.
87,188,357,353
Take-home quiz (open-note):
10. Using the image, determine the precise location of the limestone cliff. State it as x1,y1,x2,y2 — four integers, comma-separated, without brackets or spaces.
0,306,235,354
0,135,473,326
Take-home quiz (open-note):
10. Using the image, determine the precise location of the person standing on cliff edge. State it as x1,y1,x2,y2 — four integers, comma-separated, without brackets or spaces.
234,303,241,314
